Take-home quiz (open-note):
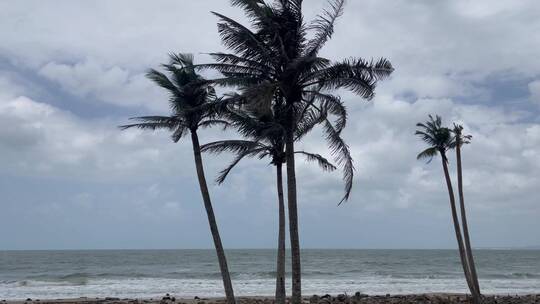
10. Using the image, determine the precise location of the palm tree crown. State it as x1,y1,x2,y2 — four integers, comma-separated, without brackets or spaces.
200,105,337,184
452,123,472,148
119,53,227,138
199,0,394,202
415,114,455,163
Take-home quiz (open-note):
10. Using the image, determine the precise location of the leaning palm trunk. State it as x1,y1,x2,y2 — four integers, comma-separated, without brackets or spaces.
190,131,236,304
285,135,301,304
440,155,476,298
456,144,481,303
275,163,286,304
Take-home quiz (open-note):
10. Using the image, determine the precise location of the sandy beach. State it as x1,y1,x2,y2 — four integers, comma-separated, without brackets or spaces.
3,294,540,304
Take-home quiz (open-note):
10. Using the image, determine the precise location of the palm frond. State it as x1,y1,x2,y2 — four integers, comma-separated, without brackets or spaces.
416,147,439,163
295,151,337,171
168,53,194,68
201,140,267,155
305,91,347,132
370,58,394,80
198,119,231,130
118,122,175,131
212,12,273,62
146,69,178,94
230,0,268,21
208,52,272,71
322,119,354,204
194,63,268,77
118,116,181,131
215,147,267,184
304,57,393,100
211,76,263,88
294,107,327,141
305,0,345,56
171,125,188,142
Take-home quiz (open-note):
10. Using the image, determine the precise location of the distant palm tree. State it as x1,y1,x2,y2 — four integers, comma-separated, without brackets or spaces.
119,53,236,304
415,115,479,303
452,123,481,301
200,105,336,304
203,1,393,301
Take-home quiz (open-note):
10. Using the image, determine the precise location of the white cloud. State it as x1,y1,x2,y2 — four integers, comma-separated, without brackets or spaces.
292,94,540,218
0,91,190,181
38,59,168,111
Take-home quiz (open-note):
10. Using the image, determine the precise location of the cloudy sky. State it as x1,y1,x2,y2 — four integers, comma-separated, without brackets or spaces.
1,0,539,250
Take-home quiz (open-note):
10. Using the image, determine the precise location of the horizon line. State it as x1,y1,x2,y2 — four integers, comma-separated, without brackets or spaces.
2,246,539,251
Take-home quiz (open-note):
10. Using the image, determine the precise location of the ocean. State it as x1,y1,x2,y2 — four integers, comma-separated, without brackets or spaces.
1,249,539,300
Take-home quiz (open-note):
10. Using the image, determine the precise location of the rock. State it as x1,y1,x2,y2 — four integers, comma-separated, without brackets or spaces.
26,299,32,302
194,297,200,300
353,292,368,300
309,295,320,304
337,294,348,302
320,299,332,304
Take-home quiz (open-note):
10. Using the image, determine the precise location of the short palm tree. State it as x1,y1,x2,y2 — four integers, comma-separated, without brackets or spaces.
202,1,393,301
452,124,481,299
201,105,336,304
119,53,236,304
415,115,480,304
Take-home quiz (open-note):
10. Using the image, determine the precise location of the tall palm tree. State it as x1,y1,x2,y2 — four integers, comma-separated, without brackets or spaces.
119,53,236,304
452,123,481,301
415,115,479,303
200,105,337,304
202,2,393,301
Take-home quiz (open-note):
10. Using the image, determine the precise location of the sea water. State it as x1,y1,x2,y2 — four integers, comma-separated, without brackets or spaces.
1,249,539,299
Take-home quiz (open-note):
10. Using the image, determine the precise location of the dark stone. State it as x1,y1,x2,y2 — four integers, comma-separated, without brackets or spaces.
337,294,348,302
354,292,368,299
194,297,200,300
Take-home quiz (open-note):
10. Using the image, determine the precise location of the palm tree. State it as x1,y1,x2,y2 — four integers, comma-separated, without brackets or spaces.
200,105,337,304
452,123,481,301
415,115,479,303
119,53,236,304
202,2,393,301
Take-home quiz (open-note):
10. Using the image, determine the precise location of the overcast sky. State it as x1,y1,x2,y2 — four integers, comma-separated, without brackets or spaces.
0,0,539,250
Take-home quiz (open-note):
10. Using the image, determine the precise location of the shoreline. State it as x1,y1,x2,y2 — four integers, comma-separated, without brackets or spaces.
3,293,540,304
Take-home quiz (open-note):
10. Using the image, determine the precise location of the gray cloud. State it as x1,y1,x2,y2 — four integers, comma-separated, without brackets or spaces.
0,0,539,250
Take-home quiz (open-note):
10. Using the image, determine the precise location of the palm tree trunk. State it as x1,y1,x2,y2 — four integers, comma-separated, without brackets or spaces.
456,144,482,303
285,135,301,304
190,131,236,304
275,163,286,304
440,155,476,298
